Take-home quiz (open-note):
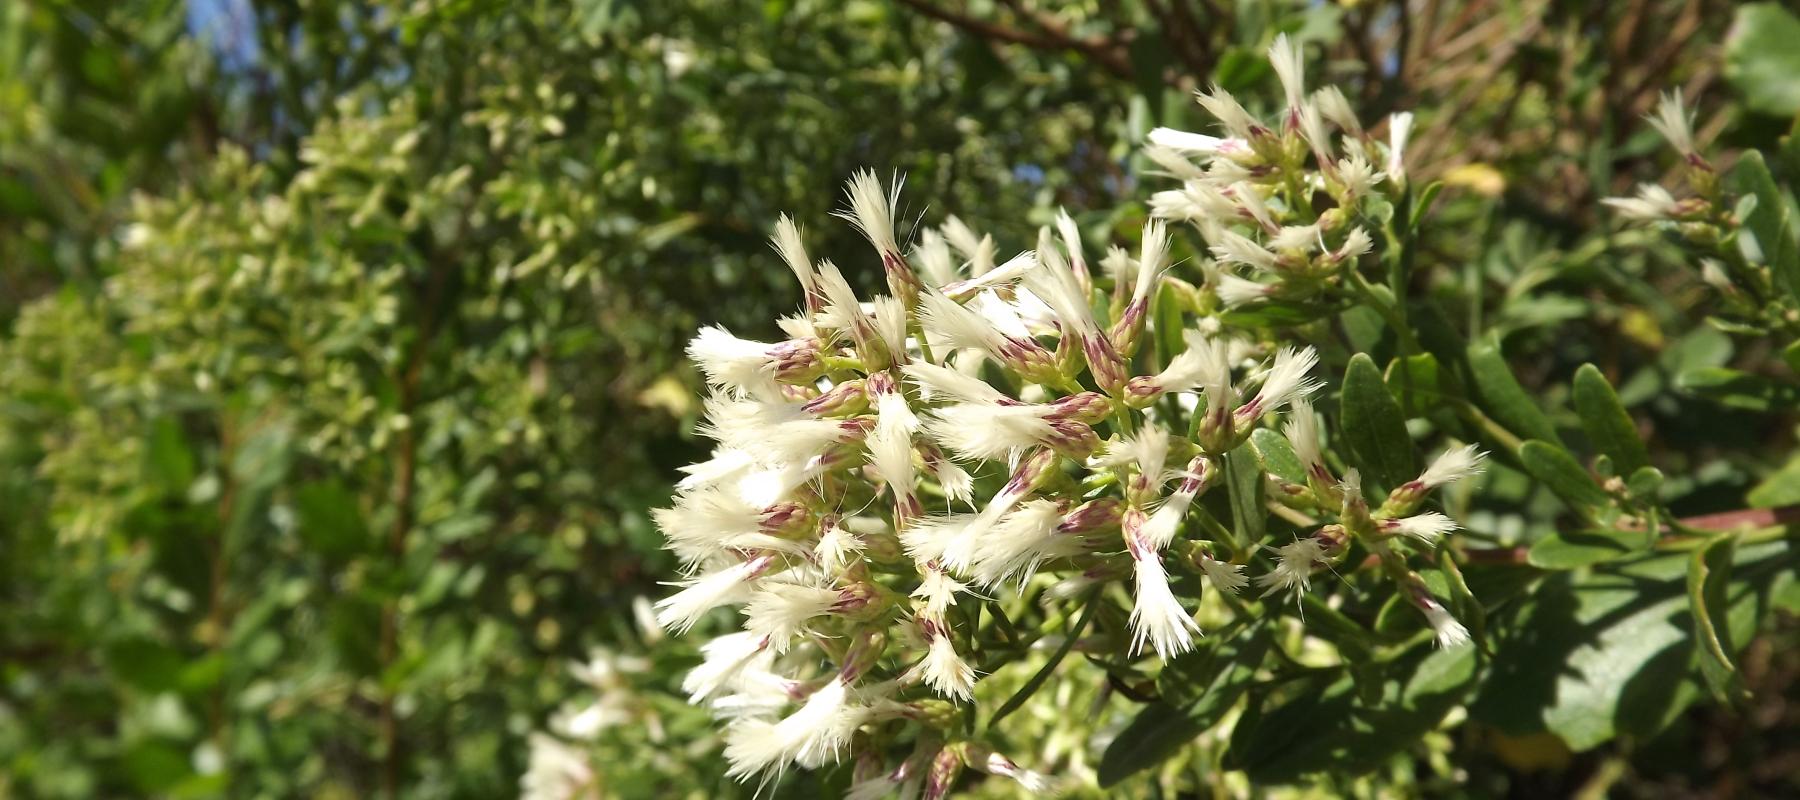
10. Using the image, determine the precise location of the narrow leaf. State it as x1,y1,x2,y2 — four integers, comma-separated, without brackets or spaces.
1572,364,1650,476
1340,352,1417,491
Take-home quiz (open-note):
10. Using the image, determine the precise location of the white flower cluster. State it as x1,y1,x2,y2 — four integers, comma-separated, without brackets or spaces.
1146,35,1407,312
646,36,1488,796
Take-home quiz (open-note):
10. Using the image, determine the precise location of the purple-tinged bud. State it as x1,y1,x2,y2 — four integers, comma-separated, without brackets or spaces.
1107,299,1150,359
761,502,813,535
923,747,966,800
801,379,869,416
1122,375,1164,409
831,581,884,618
770,337,826,382
1057,497,1124,535
908,700,958,729
779,383,819,403
1312,523,1350,555
882,249,923,310
997,335,1063,386
1001,448,1062,498
1083,333,1130,394
1047,391,1113,424
1044,419,1101,458
838,629,888,682
865,370,900,396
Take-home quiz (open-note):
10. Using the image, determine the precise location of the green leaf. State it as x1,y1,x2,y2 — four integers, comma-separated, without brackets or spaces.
1688,535,1749,704
1225,443,1265,546
1467,338,1560,446
1572,364,1649,476
1385,352,1462,418
1339,352,1417,491
1748,453,1800,507
1227,646,1478,781
1518,440,1611,521
1470,567,1696,750
989,592,1098,728
1677,367,1800,412
1725,149,1800,299
143,417,196,495
104,636,188,694
1527,530,1637,570
1248,427,1305,486
1101,625,1270,787
1097,701,1204,787
1726,4,1800,116
293,478,372,561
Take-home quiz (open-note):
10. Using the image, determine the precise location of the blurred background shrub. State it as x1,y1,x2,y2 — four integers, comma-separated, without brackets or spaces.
0,0,1795,797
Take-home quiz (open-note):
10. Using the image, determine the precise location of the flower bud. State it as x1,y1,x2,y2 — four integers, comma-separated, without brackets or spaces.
801,379,868,416
1048,391,1113,424
923,746,966,800
1057,497,1124,535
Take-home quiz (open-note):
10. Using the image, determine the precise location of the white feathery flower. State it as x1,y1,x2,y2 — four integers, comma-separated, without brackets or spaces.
1257,537,1325,599
911,563,968,615
1055,209,1085,265
868,427,916,505
914,228,958,287
682,631,773,703
902,360,1006,405
1383,511,1459,544
1214,271,1273,308
676,447,756,492
723,677,864,778
915,623,976,700
870,295,909,358
1314,85,1362,136
1242,346,1322,419
708,667,799,721
687,326,791,396
980,752,1050,792
899,513,975,564
1149,127,1228,155
1102,424,1170,486
1128,549,1200,657
917,290,1010,357
1151,188,1207,222
761,417,858,465
1197,84,1260,139
1387,111,1414,186
521,733,597,800
836,169,902,258
1141,485,1197,550
933,458,975,507
1424,603,1472,648
772,214,817,300
1270,223,1322,252
1269,33,1306,112
942,215,996,275
1646,88,1696,157
1299,102,1332,158
1335,227,1374,262
814,258,870,333
1285,399,1327,480
655,556,773,633
1101,245,1136,288
1132,219,1171,305
1150,331,1232,394
743,582,840,647
1198,554,1248,594
1419,444,1487,489
923,403,1055,462
1231,181,1278,233
654,489,807,564
775,313,818,341
1336,153,1384,198
815,522,864,574
1602,184,1683,221
969,498,1079,585
1143,144,1209,181
1026,233,1100,337
1210,229,1279,271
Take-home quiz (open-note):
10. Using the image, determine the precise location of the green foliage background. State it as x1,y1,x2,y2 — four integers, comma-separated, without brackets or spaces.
1,0,1796,797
